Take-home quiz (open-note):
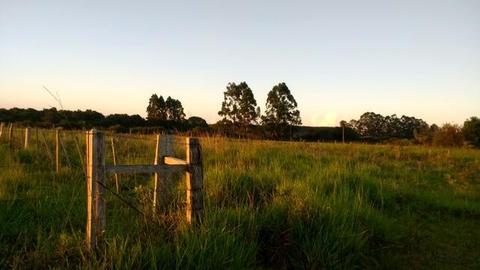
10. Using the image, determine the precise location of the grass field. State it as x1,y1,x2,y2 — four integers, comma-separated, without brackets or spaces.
1,132,479,269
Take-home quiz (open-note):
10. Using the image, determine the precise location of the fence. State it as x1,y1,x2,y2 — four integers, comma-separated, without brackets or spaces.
85,129,203,249
0,123,204,251
0,124,82,173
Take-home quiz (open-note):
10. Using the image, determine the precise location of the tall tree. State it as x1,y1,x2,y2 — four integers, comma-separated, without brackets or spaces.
147,94,160,120
147,93,188,122
165,96,186,121
218,82,259,125
262,83,301,126
158,96,167,120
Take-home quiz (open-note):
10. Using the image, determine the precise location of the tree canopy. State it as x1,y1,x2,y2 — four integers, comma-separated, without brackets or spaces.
147,94,185,121
346,112,428,140
218,82,259,125
463,117,480,147
262,82,301,126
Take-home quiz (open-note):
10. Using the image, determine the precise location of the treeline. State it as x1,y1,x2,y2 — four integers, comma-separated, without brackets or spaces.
0,107,209,133
1,80,479,147
342,112,480,148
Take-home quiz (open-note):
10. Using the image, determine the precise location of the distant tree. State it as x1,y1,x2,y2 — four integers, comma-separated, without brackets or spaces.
432,124,464,147
147,94,161,121
463,116,480,147
262,82,301,126
415,124,439,145
349,112,428,140
165,96,186,121
351,112,387,139
187,116,208,128
41,107,61,127
157,96,167,120
103,114,145,128
147,94,186,121
397,115,428,139
218,82,259,125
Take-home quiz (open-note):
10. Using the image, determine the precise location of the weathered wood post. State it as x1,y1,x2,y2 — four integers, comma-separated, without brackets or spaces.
56,128,60,173
185,137,203,224
0,122,4,139
86,129,106,250
24,127,30,149
153,134,173,211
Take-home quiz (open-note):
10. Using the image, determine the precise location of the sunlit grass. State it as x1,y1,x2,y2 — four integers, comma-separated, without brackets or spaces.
0,132,479,269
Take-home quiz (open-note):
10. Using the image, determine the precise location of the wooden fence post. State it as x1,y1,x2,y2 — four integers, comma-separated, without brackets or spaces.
56,129,60,173
0,122,3,139
153,134,173,211
24,128,30,149
86,129,106,250
185,137,203,224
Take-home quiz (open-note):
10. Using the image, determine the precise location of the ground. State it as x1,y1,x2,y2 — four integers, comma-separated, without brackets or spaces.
0,133,479,269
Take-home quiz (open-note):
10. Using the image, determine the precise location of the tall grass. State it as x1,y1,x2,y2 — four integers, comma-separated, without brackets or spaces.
0,132,479,269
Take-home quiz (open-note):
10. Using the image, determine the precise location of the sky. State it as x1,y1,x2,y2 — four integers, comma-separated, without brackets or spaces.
0,0,479,126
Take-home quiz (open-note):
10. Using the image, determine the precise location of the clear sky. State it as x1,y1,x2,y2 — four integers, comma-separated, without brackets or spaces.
1,0,479,126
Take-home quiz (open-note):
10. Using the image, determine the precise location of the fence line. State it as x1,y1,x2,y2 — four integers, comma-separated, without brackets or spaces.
85,129,204,250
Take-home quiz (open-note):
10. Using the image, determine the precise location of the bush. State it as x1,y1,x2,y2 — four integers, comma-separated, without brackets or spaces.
432,124,464,147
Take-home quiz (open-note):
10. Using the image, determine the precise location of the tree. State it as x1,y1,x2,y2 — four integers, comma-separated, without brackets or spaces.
165,96,186,121
187,116,208,128
432,124,464,147
157,96,167,120
463,116,480,147
350,112,387,139
218,82,259,125
147,94,185,121
262,83,301,126
147,94,165,121
348,112,428,141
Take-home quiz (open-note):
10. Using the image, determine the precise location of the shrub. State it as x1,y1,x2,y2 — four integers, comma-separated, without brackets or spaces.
432,124,464,147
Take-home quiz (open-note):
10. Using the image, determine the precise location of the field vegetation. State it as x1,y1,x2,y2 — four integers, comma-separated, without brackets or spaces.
0,129,479,269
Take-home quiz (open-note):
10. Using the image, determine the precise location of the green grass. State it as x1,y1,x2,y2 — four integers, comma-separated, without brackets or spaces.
1,133,480,269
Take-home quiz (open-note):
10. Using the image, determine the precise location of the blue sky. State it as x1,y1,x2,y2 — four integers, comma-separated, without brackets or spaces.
0,0,479,126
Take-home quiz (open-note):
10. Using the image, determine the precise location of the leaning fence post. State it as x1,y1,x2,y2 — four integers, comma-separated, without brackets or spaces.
24,128,30,149
86,129,106,250
185,137,203,224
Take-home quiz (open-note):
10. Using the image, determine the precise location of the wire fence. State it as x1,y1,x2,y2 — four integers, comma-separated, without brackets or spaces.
0,126,201,223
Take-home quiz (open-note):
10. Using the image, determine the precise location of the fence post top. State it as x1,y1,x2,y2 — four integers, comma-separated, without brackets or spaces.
88,128,101,134
186,137,199,145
